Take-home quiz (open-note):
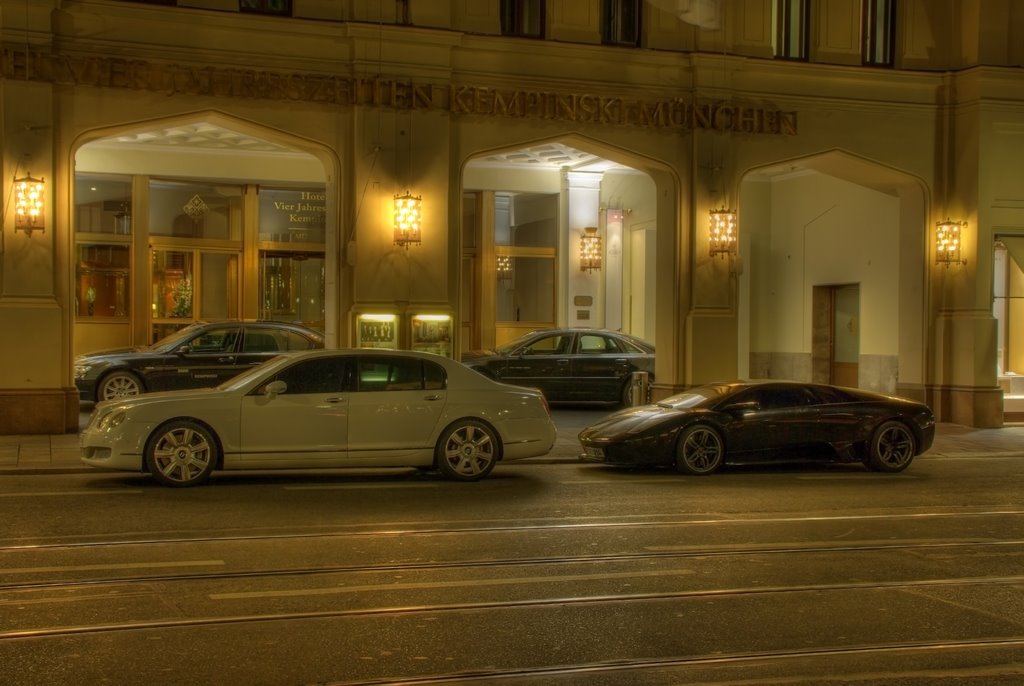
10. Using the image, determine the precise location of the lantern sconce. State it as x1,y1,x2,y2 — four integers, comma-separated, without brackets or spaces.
496,254,512,281
935,218,967,266
708,207,737,258
579,226,602,272
393,191,422,248
14,173,45,236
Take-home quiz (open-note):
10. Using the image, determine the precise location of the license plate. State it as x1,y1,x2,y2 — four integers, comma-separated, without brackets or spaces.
584,446,604,459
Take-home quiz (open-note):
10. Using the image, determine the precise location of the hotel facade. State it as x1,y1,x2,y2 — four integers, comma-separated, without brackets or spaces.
1,0,1023,433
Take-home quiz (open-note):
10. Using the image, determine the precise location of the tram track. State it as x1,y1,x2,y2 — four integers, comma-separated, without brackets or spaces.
4,473,1023,684
3,506,1023,551
3,572,1024,642
329,638,1024,685
2,537,1024,592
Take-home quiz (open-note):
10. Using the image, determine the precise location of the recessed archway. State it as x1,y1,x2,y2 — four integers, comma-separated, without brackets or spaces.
460,134,680,391
738,150,927,398
70,111,343,356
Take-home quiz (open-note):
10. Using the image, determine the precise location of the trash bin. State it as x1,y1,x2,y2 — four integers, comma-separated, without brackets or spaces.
629,371,650,406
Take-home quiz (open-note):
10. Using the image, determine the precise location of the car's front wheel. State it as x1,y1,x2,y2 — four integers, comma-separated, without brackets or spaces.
675,424,725,475
98,371,143,401
865,420,916,472
435,419,499,481
144,419,219,487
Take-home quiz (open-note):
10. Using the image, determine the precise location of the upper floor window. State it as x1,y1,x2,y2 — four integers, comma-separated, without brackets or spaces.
773,0,808,60
862,0,896,66
239,0,291,16
602,0,641,47
501,0,545,38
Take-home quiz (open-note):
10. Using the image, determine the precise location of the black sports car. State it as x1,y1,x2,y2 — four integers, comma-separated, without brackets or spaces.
578,381,935,474
74,320,324,402
462,328,654,404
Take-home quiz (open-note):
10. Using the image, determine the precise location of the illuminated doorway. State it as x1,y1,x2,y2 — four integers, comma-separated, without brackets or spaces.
812,284,860,387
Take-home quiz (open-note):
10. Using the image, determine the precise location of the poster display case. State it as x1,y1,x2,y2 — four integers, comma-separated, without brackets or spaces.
410,313,452,357
356,313,399,349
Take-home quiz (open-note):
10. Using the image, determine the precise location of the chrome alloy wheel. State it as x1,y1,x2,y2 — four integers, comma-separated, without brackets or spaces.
676,425,725,475
437,420,498,480
146,421,218,487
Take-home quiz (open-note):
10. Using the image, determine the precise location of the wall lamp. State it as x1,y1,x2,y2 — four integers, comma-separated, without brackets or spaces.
579,226,602,272
936,218,966,266
14,173,45,236
708,207,737,257
496,254,512,281
393,191,422,248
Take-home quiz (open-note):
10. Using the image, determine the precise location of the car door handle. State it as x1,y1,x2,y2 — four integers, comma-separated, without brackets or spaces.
218,356,236,363
424,394,442,401
326,397,346,404
557,359,570,365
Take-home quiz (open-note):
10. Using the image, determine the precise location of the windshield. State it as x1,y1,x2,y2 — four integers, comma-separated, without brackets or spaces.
148,323,208,353
657,383,734,410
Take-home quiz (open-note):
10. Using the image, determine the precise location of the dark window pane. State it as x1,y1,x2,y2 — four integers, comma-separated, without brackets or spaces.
758,387,815,409
424,361,447,390
187,327,240,354
602,0,641,46
523,334,570,355
240,0,291,15
501,0,544,37
774,0,808,60
273,357,351,394
863,0,895,66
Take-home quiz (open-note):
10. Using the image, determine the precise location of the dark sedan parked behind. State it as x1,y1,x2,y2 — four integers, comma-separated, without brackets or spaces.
75,320,324,402
579,381,935,474
462,328,655,405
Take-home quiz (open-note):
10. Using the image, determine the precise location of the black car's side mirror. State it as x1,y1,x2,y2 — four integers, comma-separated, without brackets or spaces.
175,344,191,356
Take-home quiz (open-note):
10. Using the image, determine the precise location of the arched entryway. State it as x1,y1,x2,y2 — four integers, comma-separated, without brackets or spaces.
70,112,341,356
459,136,673,362
738,150,927,399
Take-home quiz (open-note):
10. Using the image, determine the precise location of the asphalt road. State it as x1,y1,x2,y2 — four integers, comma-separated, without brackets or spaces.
3,419,1024,684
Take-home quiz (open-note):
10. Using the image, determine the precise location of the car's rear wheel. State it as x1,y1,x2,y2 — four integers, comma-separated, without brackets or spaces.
675,424,725,475
98,371,143,401
435,419,499,481
865,420,915,472
144,419,218,487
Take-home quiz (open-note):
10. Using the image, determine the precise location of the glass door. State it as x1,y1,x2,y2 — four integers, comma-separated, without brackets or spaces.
151,248,240,342
259,251,325,332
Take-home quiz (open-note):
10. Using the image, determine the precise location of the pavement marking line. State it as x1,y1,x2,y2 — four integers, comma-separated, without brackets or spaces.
209,568,697,600
284,483,438,490
796,475,923,480
926,454,1024,460
559,479,676,485
2,560,226,575
0,490,145,498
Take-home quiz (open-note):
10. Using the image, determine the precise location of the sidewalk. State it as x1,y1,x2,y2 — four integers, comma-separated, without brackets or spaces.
1,414,1023,474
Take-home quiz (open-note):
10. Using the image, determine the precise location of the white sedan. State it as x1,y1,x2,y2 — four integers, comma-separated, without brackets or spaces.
81,349,557,487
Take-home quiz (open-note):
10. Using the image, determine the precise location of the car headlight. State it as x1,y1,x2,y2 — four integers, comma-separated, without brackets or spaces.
74,362,92,379
96,410,128,431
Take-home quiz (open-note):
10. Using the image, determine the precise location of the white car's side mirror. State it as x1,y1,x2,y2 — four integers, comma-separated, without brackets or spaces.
264,380,287,397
